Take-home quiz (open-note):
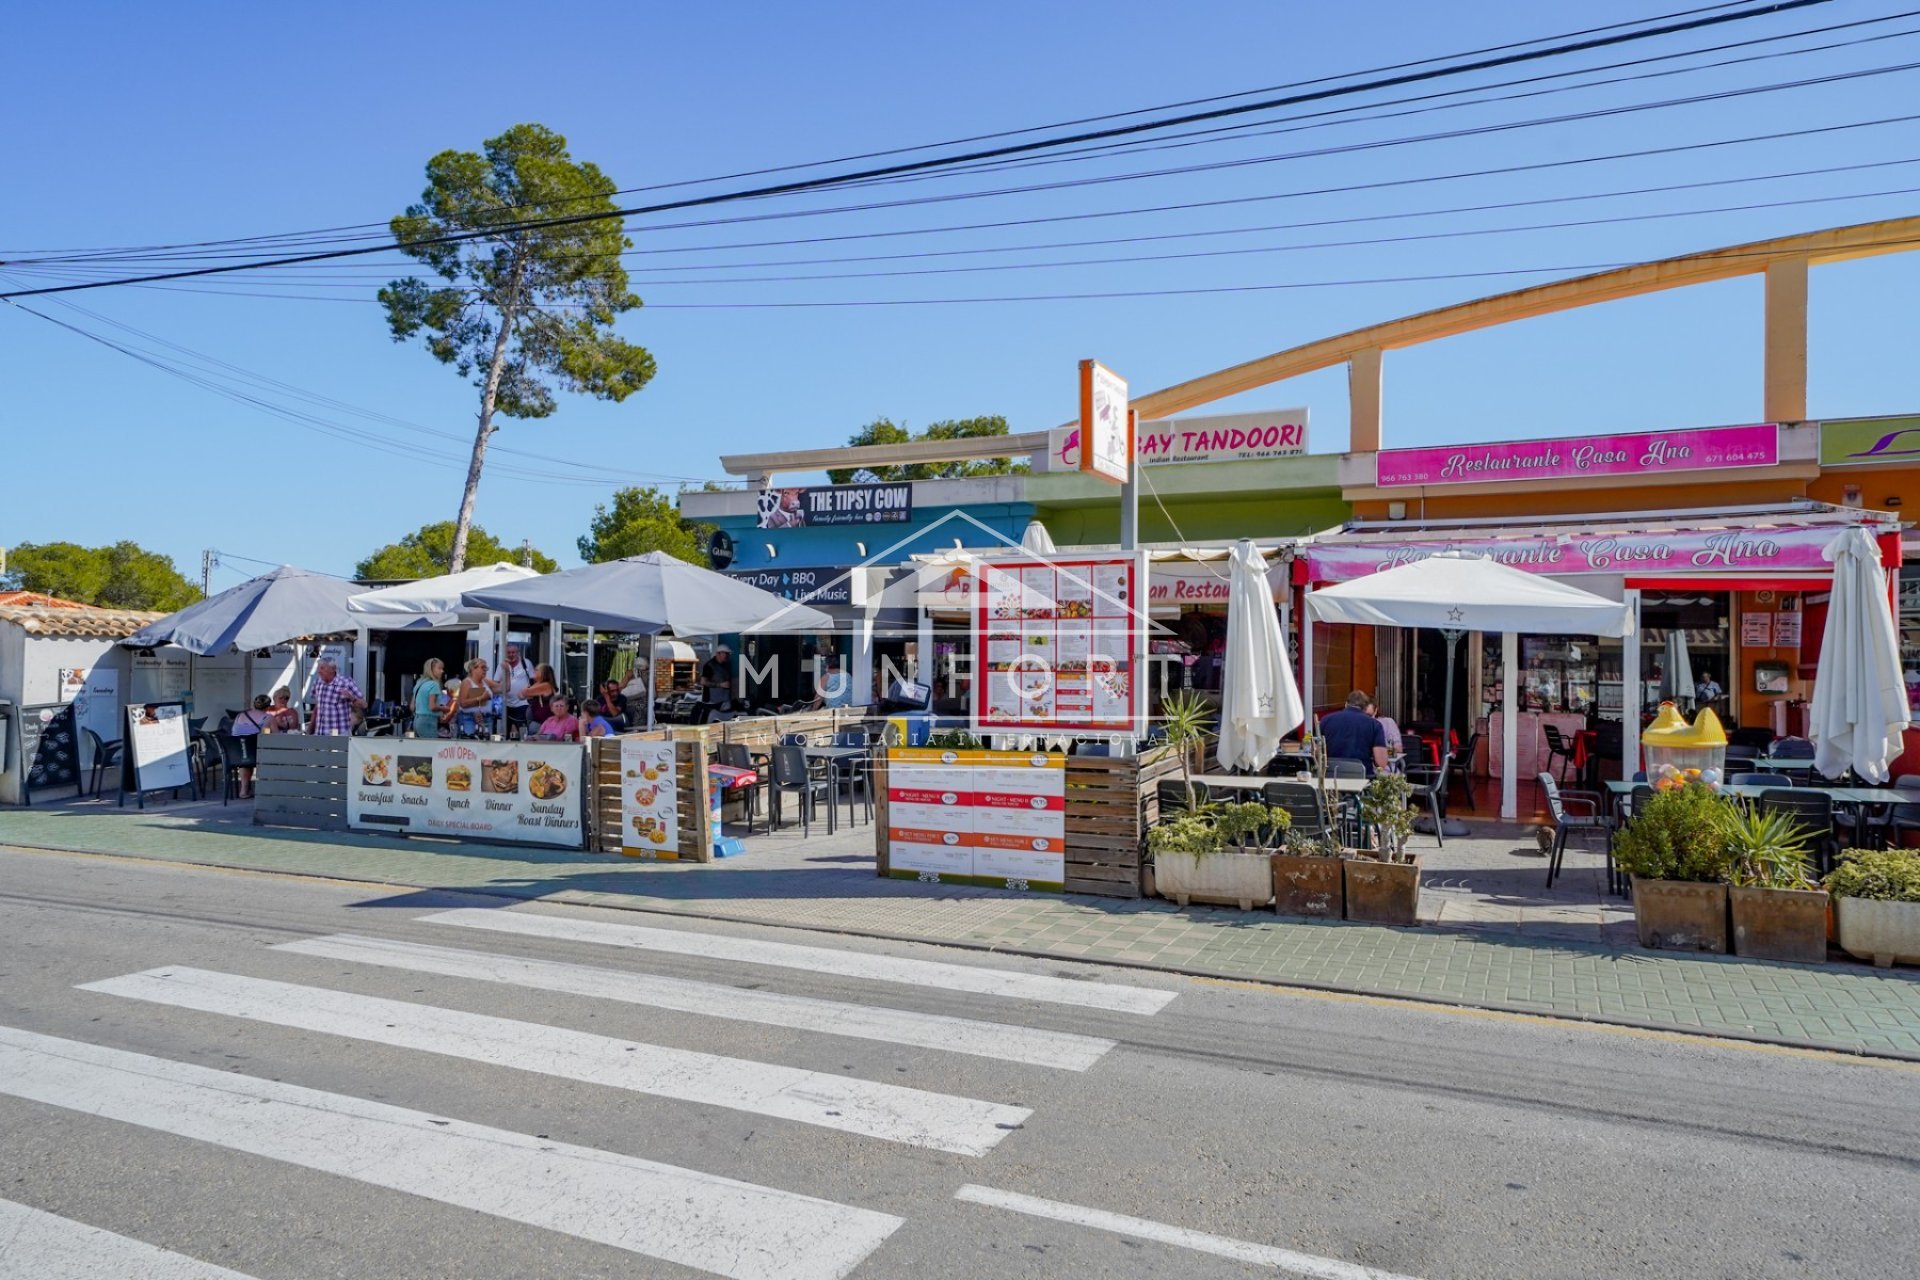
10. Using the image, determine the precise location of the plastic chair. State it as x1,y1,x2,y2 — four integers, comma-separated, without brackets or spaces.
1447,732,1479,812
82,728,122,797
1882,775,1920,848
1541,724,1576,784
1724,743,1759,764
1727,772,1777,788
1262,780,1330,843
214,732,256,805
1539,773,1607,889
1327,759,1368,780
717,742,769,835
1758,789,1838,875
769,744,833,836
1157,780,1211,817
1405,753,1451,847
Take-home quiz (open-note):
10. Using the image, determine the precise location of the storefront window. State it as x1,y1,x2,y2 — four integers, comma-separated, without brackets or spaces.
1901,570,1920,714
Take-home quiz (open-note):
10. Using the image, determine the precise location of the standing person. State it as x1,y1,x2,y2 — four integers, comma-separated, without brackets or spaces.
493,642,535,738
701,644,735,718
523,664,559,731
1320,690,1390,777
265,686,301,733
452,658,495,737
308,659,366,737
411,658,447,739
228,695,272,798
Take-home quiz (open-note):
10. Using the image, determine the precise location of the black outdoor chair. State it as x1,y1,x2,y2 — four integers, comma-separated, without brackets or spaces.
1262,780,1330,844
1881,775,1920,849
1406,754,1451,847
1769,737,1818,786
1327,759,1368,780
1158,779,1212,818
1607,783,1657,896
1758,788,1839,875
1728,772,1778,788
213,731,256,805
1447,732,1479,811
1724,743,1760,764
82,728,122,797
1539,773,1608,890
1541,724,1577,784
1729,726,1776,755
717,742,770,836
769,744,834,836
829,729,874,824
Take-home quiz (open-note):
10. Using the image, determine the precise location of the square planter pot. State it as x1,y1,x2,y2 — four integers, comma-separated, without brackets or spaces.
1152,850,1273,910
1631,877,1728,953
1835,897,1920,968
1729,885,1829,965
1344,856,1422,926
1271,853,1344,920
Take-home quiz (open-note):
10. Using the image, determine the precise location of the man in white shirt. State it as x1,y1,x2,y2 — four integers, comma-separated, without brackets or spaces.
493,643,534,738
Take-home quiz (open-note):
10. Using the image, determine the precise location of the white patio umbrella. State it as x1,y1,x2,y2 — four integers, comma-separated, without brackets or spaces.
346,562,539,628
1216,540,1303,771
1810,526,1911,783
1307,552,1632,819
1659,628,1696,710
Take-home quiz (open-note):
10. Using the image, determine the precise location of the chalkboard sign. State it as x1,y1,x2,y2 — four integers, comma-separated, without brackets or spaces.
23,702,81,804
122,700,196,808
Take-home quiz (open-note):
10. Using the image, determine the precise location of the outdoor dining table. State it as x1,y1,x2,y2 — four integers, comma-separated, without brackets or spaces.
1604,779,1897,845
1199,773,1369,794
804,745,869,828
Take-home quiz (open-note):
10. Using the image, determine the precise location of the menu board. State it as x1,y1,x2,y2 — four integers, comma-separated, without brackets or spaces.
619,737,680,856
125,701,193,795
1773,610,1802,648
22,703,81,801
347,738,584,847
973,554,1145,734
1741,613,1773,646
887,748,1065,891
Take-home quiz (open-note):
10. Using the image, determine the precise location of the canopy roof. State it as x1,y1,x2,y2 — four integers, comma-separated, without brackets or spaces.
124,565,363,655
1306,553,1634,637
347,562,540,629
460,552,831,635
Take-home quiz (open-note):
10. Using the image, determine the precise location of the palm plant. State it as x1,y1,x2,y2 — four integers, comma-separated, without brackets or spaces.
1721,805,1816,889
1158,690,1215,814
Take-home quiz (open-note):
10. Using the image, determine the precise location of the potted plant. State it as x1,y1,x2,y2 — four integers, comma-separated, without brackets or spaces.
1724,806,1827,964
1270,735,1345,919
1611,782,1734,952
1826,849,1920,968
1344,772,1422,926
1156,690,1214,815
1148,801,1278,910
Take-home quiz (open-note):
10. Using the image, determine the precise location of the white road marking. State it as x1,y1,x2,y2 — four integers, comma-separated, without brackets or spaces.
422,907,1178,1015
82,968,1029,1156
953,1185,1425,1280
0,1026,899,1280
277,933,1115,1071
0,1197,260,1279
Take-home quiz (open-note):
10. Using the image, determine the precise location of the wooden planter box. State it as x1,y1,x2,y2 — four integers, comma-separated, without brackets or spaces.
1632,878,1728,953
1730,885,1829,965
1835,897,1920,968
1271,853,1344,920
1153,850,1273,910
1344,856,1422,926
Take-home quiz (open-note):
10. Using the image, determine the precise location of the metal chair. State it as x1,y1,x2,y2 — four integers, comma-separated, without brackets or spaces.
768,744,833,836
1327,759,1368,780
1881,775,1920,848
82,728,122,797
1727,772,1778,788
1539,773,1607,889
213,732,256,805
1541,724,1576,784
1405,753,1452,846
1262,780,1330,844
1758,788,1838,875
1769,737,1817,786
1447,732,1479,812
717,742,769,835
1724,743,1759,764
1157,779,1212,817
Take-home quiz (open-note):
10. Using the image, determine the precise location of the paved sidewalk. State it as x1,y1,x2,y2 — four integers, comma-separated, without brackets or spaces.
4,800,1920,1060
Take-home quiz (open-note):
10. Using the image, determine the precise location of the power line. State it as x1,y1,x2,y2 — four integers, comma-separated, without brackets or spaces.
0,0,1836,299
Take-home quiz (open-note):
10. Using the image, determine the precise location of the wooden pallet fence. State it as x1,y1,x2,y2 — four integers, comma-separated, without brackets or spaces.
1063,746,1180,898
252,734,350,832
872,749,890,877
591,731,712,862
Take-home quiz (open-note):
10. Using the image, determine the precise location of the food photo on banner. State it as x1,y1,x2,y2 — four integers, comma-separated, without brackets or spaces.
619,737,680,856
755,481,912,529
347,738,584,847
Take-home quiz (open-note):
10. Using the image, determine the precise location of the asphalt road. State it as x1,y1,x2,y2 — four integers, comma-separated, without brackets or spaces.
1,844,1917,1280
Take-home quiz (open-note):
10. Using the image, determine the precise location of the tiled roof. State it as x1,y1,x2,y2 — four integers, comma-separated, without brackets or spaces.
0,591,91,609
0,603,163,638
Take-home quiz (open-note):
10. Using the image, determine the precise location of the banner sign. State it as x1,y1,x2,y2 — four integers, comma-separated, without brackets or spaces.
125,701,192,794
1820,415,1920,467
1304,524,1851,582
971,554,1147,734
887,748,1065,891
348,738,585,847
724,566,854,606
1053,408,1308,471
619,737,679,855
1079,359,1131,484
756,482,911,529
1375,424,1778,488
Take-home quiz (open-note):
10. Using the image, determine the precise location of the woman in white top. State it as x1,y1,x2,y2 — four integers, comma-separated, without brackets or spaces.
229,695,272,797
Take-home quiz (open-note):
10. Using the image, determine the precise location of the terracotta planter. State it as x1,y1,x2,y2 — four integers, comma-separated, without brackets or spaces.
1153,850,1273,910
1631,877,1728,953
1271,853,1345,920
1344,856,1422,926
1834,897,1920,968
1729,885,1829,965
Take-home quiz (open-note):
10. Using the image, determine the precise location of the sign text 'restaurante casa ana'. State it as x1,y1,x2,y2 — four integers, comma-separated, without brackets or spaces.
1375,424,1778,488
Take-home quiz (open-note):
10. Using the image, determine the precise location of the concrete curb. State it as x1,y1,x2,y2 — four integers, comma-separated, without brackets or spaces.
11,837,1920,1066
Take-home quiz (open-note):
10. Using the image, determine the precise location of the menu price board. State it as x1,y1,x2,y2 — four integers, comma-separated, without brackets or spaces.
972,554,1146,734
125,701,193,796
887,748,1065,891
1741,613,1774,646
619,737,680,856
1773,609,1802,648
347,739,584,847
23,703,81,801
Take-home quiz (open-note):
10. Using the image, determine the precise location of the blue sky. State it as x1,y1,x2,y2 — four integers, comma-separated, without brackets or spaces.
5,1,1917,587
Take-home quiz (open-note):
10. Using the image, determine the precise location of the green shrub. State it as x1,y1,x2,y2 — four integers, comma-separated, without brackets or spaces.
1611,784,1735,882
1214,800,1285,850
1358,772,1416,862
1826,849,1920,902
1146,815,1224,858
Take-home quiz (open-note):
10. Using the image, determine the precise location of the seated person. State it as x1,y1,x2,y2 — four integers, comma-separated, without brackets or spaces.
1319,690,1389,776
592,679,629,726
534,695,581,741
806,656,858,711
581,710,616,738
1375,712,1403,755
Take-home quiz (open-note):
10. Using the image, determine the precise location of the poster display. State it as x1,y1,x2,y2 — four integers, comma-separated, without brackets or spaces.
619,737,680,855
131,652,192,703
125,701,193,795
1079,359,1131,483
973,554,1145,735
347,738,585,847
887,748,1065,891
1741,613,1774,647
1773,609,1802,647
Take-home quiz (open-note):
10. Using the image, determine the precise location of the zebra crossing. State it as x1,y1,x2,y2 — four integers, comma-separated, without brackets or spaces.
0,906,1178,1280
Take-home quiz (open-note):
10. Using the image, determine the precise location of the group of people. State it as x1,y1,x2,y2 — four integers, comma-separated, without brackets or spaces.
408,644,630,742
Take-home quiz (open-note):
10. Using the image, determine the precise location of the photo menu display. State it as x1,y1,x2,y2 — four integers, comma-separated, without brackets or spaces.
887,748,1065,890
347,738,584,847
974,555,1143,733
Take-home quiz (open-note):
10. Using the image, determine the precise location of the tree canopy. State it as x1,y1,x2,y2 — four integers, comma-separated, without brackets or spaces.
355,522,558,581
825,416,1029,483
380,123,657,571
577,486,712,565
2,541,202,611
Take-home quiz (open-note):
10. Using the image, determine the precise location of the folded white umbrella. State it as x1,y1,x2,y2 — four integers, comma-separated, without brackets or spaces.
1217,540,1304,771
1810,527,1911,783
1660,628,1695,709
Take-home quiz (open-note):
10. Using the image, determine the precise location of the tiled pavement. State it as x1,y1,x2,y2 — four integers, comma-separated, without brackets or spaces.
4,797,1920,1059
